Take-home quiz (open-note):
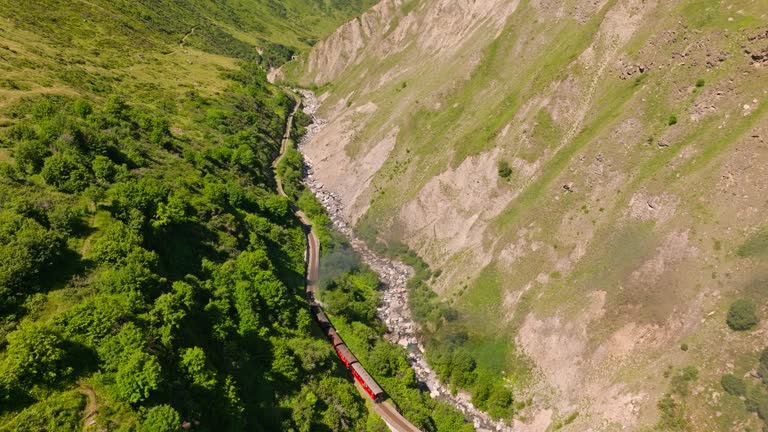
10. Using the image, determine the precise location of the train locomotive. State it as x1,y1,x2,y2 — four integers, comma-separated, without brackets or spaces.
311,305,385,402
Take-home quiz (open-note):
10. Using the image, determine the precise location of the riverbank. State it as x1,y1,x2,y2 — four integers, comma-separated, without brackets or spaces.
296,90,513,432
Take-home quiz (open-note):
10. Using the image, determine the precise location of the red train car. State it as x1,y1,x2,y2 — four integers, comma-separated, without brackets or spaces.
351,362,384,402
309,305,385,402
334,343,358,368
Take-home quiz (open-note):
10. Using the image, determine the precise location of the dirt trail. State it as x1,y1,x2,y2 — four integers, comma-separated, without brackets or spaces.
179,26,196,46
77,384,98,429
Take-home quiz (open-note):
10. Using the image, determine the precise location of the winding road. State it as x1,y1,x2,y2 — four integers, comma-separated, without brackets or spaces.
273,96,421,432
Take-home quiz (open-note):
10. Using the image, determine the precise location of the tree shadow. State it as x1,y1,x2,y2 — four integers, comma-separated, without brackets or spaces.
38,247,95,293
263,233,304,294
65,340,100,379
0,388,34,415
147,221,222,281
68,215,96,239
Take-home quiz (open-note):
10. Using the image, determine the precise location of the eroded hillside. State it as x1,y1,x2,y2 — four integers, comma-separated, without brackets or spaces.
285,0,768,430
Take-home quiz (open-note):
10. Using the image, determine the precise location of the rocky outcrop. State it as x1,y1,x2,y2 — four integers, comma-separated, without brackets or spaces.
304,0,404,85
301,0,521,86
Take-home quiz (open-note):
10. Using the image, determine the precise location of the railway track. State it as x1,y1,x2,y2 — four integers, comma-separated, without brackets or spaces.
274,96,421,432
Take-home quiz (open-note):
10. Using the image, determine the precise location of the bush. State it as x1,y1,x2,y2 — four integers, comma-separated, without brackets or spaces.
667,115,678,126
671,366,698,396
0,211,64,293
497,160,512,179
115,350,162,403
40,153,90,193
55,295,130,345
656,394,688,431
73,99,93,118
726,298,759,331
15,140,51,174
0,390,83,432
92,155,116,182
90,221,142,265
1,322,71,387
745,386,768,419
140,404,180,432
720,374,746,396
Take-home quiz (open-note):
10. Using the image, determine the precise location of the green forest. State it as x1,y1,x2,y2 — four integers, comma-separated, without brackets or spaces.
0,0,389,431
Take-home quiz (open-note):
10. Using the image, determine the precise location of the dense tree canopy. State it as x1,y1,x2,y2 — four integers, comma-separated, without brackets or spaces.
0,55,371,432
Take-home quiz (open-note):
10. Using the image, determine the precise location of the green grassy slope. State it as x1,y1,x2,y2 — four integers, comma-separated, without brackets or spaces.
0,1,381,431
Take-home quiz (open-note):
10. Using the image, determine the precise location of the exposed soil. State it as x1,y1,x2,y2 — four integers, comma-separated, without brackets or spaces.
77,383,98,428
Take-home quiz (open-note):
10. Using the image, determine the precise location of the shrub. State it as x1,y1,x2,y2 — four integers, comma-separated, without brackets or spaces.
656,394,688,431
115,350,162,403
720,374,746,396
55,295,130,345
745,386,768,418
726,298,759,331
90,221,142,265
1,322,70,387
15,140,51,174
497,160,512,179
73,99,93,118
0,390,83,432
92,155,116,182
669,366,699,396
680,343,688,351
41,153,90,193
680,366,699,381
695,79,705,88
667,115,678,126
0,212,64,294
140,405,180,432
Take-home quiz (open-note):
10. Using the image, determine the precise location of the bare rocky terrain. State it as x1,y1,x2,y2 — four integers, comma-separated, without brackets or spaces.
284,1,768,430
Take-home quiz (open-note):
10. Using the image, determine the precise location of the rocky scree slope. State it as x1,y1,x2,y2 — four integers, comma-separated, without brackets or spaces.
284,0,768,431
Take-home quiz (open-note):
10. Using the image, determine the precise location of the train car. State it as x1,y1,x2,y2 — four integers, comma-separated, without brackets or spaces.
334,343,358,368
351,362,384,402
313,308,331,330
326,327,344,348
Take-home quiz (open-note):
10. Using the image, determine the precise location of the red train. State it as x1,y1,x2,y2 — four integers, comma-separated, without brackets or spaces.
311,305,385,402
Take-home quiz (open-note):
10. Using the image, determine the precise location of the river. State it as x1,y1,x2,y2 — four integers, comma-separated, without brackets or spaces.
295,90,513,432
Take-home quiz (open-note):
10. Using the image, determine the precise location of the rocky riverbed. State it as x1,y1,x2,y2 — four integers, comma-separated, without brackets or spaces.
296,90,512,432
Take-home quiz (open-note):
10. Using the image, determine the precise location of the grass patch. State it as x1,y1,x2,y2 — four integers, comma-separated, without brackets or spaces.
737,229,768,258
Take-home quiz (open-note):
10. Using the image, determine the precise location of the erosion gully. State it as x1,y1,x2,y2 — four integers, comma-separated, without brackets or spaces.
295,90,513,432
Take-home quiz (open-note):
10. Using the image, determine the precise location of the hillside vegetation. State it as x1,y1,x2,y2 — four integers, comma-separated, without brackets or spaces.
286,0,768,430
0,1,390,431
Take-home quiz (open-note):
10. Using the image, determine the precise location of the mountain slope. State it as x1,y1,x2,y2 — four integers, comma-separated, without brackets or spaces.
285,0,768,430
